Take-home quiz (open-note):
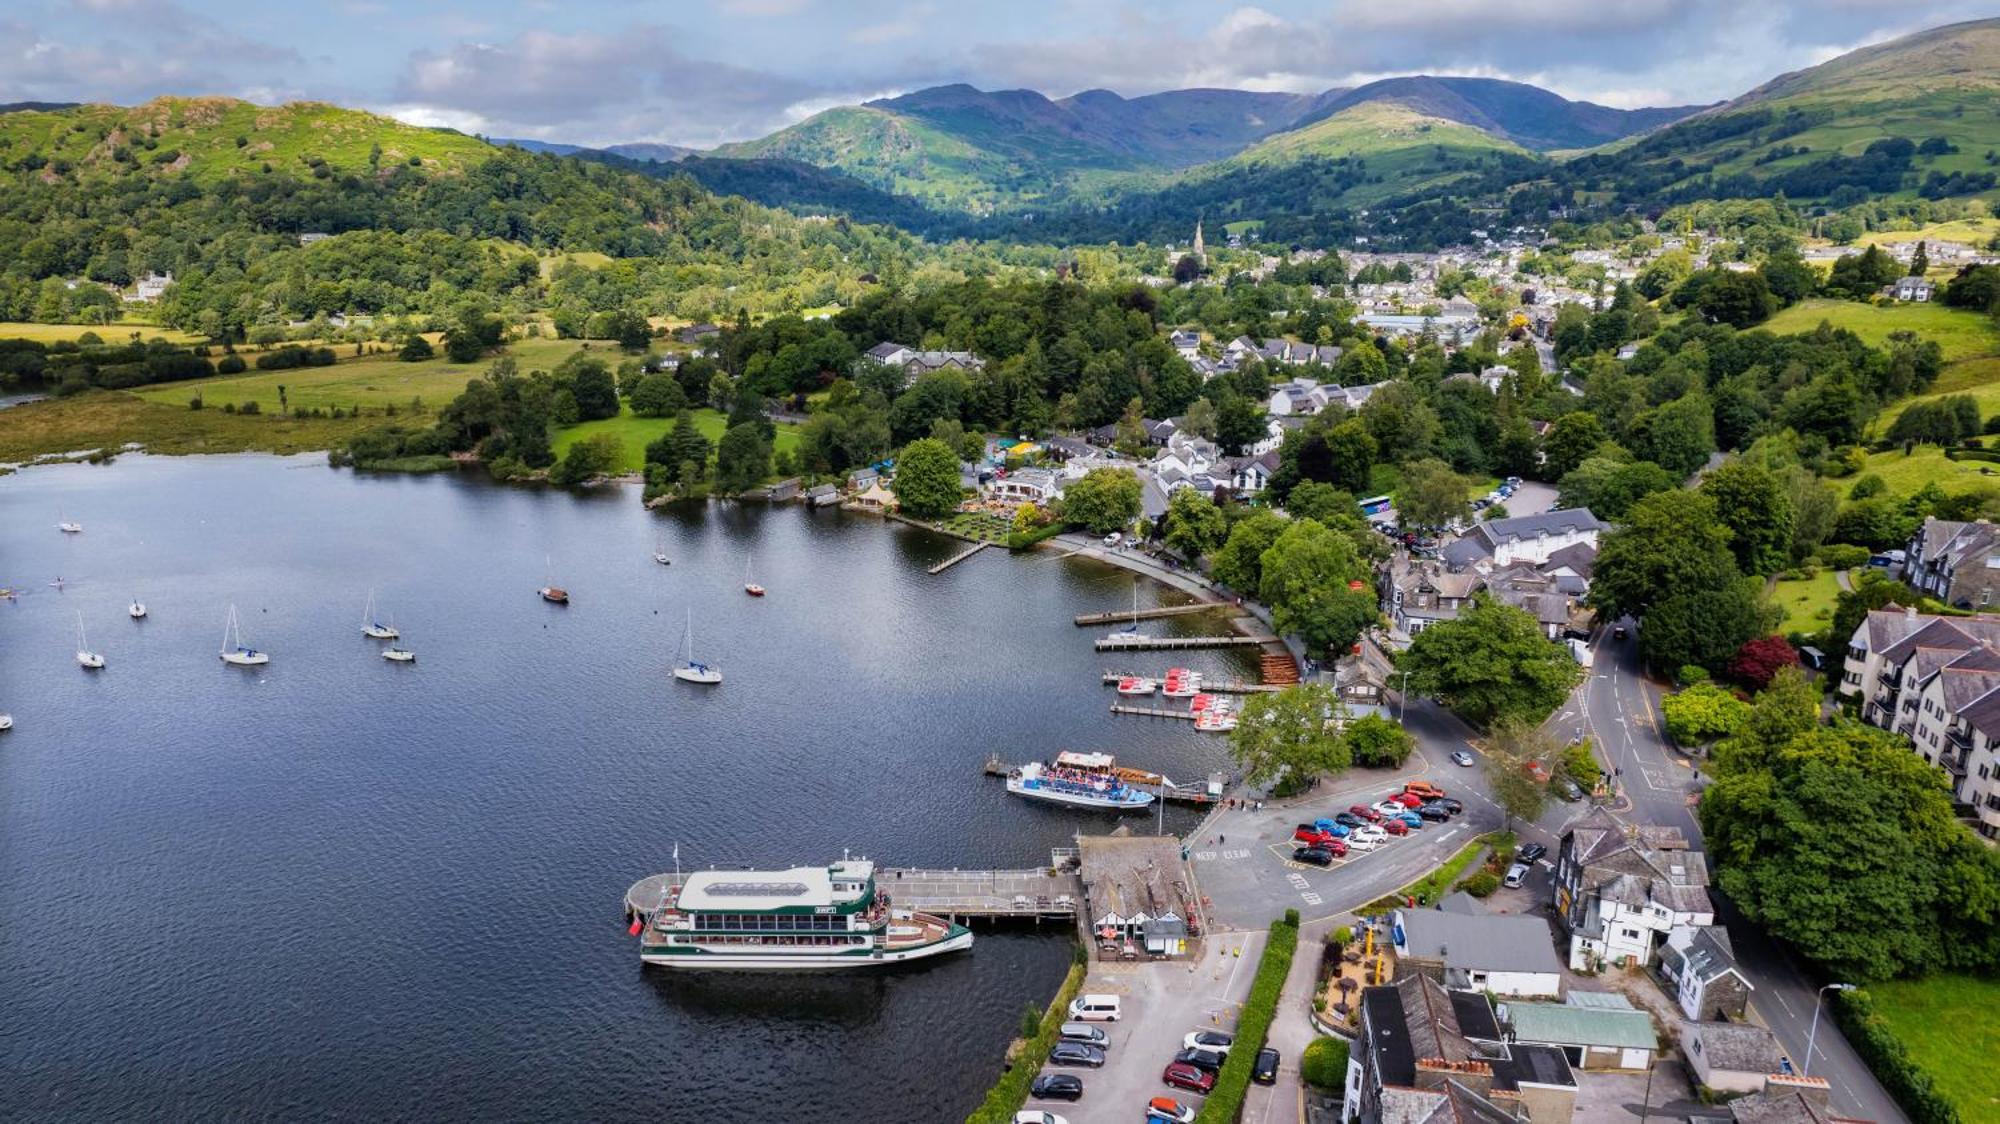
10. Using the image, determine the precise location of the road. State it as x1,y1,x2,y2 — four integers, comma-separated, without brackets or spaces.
1564,625,1909,1124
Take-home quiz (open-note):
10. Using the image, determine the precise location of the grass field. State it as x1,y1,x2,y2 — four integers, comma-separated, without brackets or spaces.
1874,357,2000,435
1763,300,2000,364
1849,217,2000,249
1857,444,2000,497
552,405,801,474
0,391,356,463
0,321,203,344
130,338,592,414
1861,974,2000,1122
1772,569,1843,635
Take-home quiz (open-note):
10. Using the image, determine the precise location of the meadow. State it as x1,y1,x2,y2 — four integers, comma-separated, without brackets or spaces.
1861,974,2000,1122
1771,569,1843,635
1762,299,2000,363
552,405,801,475
1856,443,2000,496
130,338,593,414
0,321,203,345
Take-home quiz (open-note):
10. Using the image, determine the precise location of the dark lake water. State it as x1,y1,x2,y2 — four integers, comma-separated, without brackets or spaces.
0,455,1252,1122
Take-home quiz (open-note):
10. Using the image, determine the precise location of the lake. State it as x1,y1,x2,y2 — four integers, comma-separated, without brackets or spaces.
0,455,1253,1122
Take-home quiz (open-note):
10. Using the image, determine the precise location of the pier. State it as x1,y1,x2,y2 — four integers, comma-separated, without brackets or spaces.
1100,672,1280,694
625,867,1082,925
927,540,991,574
1108,703,1196,721
1072,602,1222,627
1094,632,1271,651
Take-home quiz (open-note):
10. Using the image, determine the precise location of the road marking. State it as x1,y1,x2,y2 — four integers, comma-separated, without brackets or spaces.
1222,849,1250,860
1193,850,1217,861
1300,892,1322,905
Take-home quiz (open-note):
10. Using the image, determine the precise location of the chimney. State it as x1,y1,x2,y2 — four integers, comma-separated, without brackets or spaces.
1414,1058,1493,1098
1907,605,1919,620
1763,1073,1831,1113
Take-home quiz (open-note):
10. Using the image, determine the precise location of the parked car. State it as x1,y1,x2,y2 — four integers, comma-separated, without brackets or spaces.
1057,1023,1107,1047
1146,1096,1196,1123
1334,811,1366,829
1103,533,1122,547
1252,1047,1281,1085
1434,797,1464,814
1350,825,1387,845
1183,1030,1234,1054
1403,781,1446,800
1174,1047,1226,1074
1014,1111,1069,1124
1371,800,1410,818
1069,994,1121,1020
1349,805,1383,823
1390,791,1425,808
1048,1041,1106,1068
1312,817,1350,837
1518,842,1548,864
1556,778,1585,802
1394,810,1424,827
1293,846,1335,867
1450,750,1477,768
1503,862,1531,889
1343,833,1379,851
1162,1062,1215,1094
1613,624,1628,640
1293,826,1339,848
1416,803,1451,822
1028,1073,1084,1102
1379,818,1409,836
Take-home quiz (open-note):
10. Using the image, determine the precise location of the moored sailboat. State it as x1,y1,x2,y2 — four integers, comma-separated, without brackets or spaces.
539,556,569,604
74,612,104,669
219,604,269,666
361,591,399,639
671,609,721,684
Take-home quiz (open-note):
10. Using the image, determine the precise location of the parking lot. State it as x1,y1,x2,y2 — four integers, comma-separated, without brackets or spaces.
1022,930,1269,1124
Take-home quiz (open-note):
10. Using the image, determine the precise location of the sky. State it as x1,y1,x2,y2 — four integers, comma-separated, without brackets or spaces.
2,0,1993,149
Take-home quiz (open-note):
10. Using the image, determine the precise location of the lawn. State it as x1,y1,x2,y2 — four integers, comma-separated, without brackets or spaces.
0,321,203,344
1762,300,2000,364
1873,357,2000,436
130,337,593,414
1857,444,2000,498
551,404,801,474
0,391,358,463
1861,974,2000,1122
1771,569,1842,635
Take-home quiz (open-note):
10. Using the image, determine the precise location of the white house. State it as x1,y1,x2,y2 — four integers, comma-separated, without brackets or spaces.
1682,1021,1783,1095
1267,378,1332,417
1440,510,1607,570
1656,924,1753,1021
1554,809,1713,971
1392,907,1564,998
987,467,1062,504
1168,329,1202,359
127,271,173,303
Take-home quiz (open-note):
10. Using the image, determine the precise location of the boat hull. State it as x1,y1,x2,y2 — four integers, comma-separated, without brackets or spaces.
640,927,972,969
221,652,269,666
672,667,722,684
1007,777,1154,810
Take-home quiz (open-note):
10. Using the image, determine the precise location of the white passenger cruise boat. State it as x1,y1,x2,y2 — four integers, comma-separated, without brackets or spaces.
1006,751,1156,811
636,859,971,969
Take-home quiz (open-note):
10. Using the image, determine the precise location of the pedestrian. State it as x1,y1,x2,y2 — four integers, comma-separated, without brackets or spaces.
1219,834,1225,844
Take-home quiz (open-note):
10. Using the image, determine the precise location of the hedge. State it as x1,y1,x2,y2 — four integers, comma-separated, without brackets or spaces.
1831,989,1961,1124
964,959,1088,1124
1301,1035,1349,1091
1196,919,1300,1123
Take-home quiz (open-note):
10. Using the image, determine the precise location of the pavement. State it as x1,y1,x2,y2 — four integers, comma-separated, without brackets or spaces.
1555,624,1909,1124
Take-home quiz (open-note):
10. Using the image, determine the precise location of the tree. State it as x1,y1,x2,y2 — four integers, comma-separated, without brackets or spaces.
1228,683,1352,789
643,410,709,479
1728,636,1801,690
1323,418,1377,494
713,421,772,493
398,334,434,362
1258,519,1378,656
1062,468,1142,535
1164,487,1227,561
1482,718,1556,831
1698,461,1795,576
1684,268,1776,327
890,437,962,519
1399,595,1583,727
1394,457,1469,530
1284,482,1354,525
1589,491,1738,624
1344,712,1414,768
1910,240,1929,277
547,432,621,486
628,371,686,418
1212,510,1286,594
1629,393,1715,479
1661,683,1751,747
1556,457,1676,521
1183,396,1217,439
1640,578,1776,677
567,358,621,422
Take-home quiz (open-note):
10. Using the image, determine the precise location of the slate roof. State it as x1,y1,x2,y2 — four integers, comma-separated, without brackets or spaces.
1543,541,1597,579
1397,910,1564,976
1564,807,1713,917
1685,1020,1781,1074
863,341,911,361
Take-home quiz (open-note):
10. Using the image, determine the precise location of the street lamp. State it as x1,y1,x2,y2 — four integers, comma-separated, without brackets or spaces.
1398,669,1412,725
1803,983,1856,1076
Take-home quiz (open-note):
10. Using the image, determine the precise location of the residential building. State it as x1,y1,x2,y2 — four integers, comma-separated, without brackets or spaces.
1344,974,1576,1124
1077,835,1193,958
1716,1075,1860,1124
128,271,173,302
1391,907,1564,997
1884,276,1935,302
1681,1020,1783,1095
1904,517,2000,609
1440,510,1607,570
1169,329,1202,358
1553,808,1713,970
1383,559,1588,640
1500,991,1657,1071
862,341,915,367
1656,924,1754,1021
987,467,1062,504
1839,605,2000,837
1226,451,1279,495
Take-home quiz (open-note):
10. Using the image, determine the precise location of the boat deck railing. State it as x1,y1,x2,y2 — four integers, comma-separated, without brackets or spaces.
625,867,1084,923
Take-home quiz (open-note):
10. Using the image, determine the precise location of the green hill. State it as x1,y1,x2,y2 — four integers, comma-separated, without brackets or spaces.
1289,77,1703,152
1211,101,1531,206
0,97,496,184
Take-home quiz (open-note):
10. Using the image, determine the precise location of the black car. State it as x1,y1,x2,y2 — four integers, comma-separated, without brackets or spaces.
1334,812,1365,829
1416,803,1451,823
1292,846,1335,867
1518,842,1548,864
1435,797,1463,814
1030,1073,1084,1101
1174,1046,1226,1073
1252,1047,1280,1085
1048,1041,1106,1068
1556,778,1584,802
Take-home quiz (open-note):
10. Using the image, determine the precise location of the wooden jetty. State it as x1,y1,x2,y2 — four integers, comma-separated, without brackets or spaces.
1073,602,1221,627
1099,672,1280,694
625,867,1082,925
928,540,991,574
1109,703,1195,721
1094,632,1269,651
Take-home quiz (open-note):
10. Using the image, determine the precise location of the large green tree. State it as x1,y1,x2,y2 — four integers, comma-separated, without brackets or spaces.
1394,457,1470,529
1589,490,1739,624
1164,487,1227,560
713,422,772,493
890,437,962,519
1062,468,1143,535
1212,510,1287,594
1698,461,1796,576
1229,683,1352,788
1399,595,1583,727
1257,519,1378,656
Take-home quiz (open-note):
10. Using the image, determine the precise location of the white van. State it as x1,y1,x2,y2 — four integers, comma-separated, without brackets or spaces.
1068,993,1122,1021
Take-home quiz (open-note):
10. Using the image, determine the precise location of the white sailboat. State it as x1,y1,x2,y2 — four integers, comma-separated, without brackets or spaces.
220,604,269,666
382,643,416,663
652,536,672,566
1107,582,1150,644
0,713,13,731
74,612,104,669
128,598,147,619
539,555,569,604
743,557,764,597
672,609,722,684
361,590,399,639
57,510,81,534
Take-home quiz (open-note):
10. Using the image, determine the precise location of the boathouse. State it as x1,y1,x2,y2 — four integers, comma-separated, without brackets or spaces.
1078,835,1195,959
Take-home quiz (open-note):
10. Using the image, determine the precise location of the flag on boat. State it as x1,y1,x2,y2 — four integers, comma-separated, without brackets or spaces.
629,916,644,935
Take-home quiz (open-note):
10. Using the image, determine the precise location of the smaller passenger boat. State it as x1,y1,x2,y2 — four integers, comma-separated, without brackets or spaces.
1006,751,1156,811
743,558,765,597
0,713,13,731
57,514,81,534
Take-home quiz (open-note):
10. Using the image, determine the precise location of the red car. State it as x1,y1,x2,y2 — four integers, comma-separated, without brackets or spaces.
1380,818,1409,836
1348,804,1383,823
1390,792,1425,808
1163,1061,1216,1094
1293,826,1339,848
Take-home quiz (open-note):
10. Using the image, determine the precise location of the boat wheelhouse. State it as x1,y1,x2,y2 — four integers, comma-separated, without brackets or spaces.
1006,751,1156,811
636,859,970,969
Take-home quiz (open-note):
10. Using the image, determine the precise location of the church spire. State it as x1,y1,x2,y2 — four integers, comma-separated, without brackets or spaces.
1192,217,1206,263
